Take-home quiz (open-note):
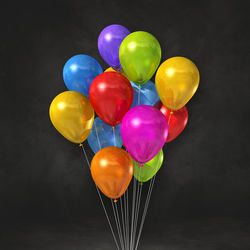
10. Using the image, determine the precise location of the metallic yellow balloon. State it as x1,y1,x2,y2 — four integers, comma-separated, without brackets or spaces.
155,57,200,111
105,67,115,72
49,91,94,143
105,67,127,78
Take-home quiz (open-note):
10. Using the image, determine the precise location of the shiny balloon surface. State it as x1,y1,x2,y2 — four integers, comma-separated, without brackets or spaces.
49,91,94,143
91,147,133,199
155,57,199,111
121,105,168,163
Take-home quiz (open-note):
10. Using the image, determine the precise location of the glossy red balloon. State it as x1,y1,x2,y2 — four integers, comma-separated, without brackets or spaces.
89,72,133,126
154,101,188,143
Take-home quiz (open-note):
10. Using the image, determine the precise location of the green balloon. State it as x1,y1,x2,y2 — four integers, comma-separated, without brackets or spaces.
119,31,161,85
133,149,164,183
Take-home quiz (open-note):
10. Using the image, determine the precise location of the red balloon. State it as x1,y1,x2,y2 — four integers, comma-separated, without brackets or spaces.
154,101,188,143
89,72,133,126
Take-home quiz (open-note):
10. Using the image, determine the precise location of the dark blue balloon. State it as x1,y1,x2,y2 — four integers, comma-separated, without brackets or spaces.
131,80,159,108
87,117,123,154
63,54,103,97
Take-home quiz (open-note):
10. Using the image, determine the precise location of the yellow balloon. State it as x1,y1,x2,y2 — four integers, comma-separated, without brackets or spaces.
155,57,200,111
105,67,116,73
49,91,94,143
105,67,128,78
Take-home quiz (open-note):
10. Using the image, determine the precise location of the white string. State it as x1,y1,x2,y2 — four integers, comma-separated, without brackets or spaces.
81,145,120,250
138,85,141,106
125,189,130,249
115,201,125,250
123,193,128,249
134,150,162,250
120,197,126,249
112,126,117,147
93,122,124,249
111,200,124,250
130,176,137,249
94,120,102,150
134,175,156,250
132,174,142,248
132,164,143,249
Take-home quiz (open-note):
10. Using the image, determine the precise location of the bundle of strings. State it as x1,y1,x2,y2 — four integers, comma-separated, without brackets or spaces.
81,87,160,250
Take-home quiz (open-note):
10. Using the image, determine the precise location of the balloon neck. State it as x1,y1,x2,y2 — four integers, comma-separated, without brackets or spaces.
112,126,116,130
140,182,143,186
138,84,141,88
170,111,174,115
139,163,143,167
114,199,118,203
79,143,83,147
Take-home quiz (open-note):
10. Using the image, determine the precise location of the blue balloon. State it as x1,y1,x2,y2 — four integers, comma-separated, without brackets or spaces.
63,54,103,97
87,117,123,154
131,80,159,108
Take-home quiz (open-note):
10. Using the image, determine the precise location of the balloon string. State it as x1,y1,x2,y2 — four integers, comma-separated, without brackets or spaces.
130,176,137,249
94,123,123,249
135,184,143,249
112,126,117,147
125,190,129,250
81,145,120,250
124,189,129,249
123,149,130,249
132,167,142,247
94,121,102,150
123,192,127,249
131,165,142,250
131,182,137,249
120,197,126,249
135,175,156,250
134,154,160,250
111,200,124,250
138,85,141,105
115,200,125,250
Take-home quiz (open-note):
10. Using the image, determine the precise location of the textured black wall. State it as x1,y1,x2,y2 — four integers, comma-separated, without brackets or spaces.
1,0,250,223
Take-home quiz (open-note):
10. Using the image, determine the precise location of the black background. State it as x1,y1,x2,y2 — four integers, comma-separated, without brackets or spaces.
1,0,250,249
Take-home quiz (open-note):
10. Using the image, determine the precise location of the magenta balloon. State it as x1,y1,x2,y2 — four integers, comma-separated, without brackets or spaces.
121,105,168,163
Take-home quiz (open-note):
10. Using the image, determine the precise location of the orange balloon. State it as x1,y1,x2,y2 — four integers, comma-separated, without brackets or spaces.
91,147,133,199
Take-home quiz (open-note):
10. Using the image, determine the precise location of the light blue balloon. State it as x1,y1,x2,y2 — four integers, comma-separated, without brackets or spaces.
87,118,123,154
63,54,103,97
131,80,159,108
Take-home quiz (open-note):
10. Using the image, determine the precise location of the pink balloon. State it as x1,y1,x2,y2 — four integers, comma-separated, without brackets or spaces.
121,105,168,163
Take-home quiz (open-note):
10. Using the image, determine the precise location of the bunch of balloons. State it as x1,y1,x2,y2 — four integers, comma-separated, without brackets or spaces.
49,24,199,202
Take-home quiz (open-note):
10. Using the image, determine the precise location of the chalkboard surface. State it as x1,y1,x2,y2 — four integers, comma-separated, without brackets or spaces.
1,0,249,223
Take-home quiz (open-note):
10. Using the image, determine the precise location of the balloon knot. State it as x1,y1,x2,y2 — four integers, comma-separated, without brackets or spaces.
139,164,143,167
140,182,143,186
112,126,116,130
79,143,83,147
114,199,118,203
170,111,174,115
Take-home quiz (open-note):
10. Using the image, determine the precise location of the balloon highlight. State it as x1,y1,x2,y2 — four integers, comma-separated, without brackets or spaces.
155,57,199,111
119,31,161,84
91,147,133,199
133,149,163,182
89,72,133,126
87,117,123,153
49,91,94,143
63,54,103,97
121,105,168,163
98,24,130,69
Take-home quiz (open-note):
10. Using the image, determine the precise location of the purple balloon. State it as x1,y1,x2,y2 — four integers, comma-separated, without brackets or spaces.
98,24,130,68
121,105,168,163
